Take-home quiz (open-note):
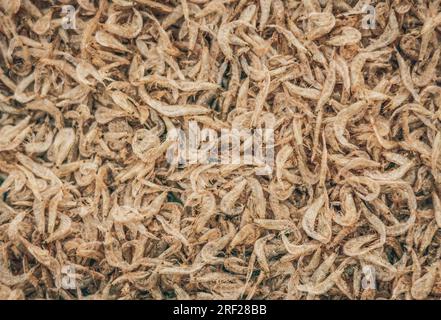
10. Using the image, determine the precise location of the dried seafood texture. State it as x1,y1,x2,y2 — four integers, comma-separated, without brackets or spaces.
0,0,441,301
